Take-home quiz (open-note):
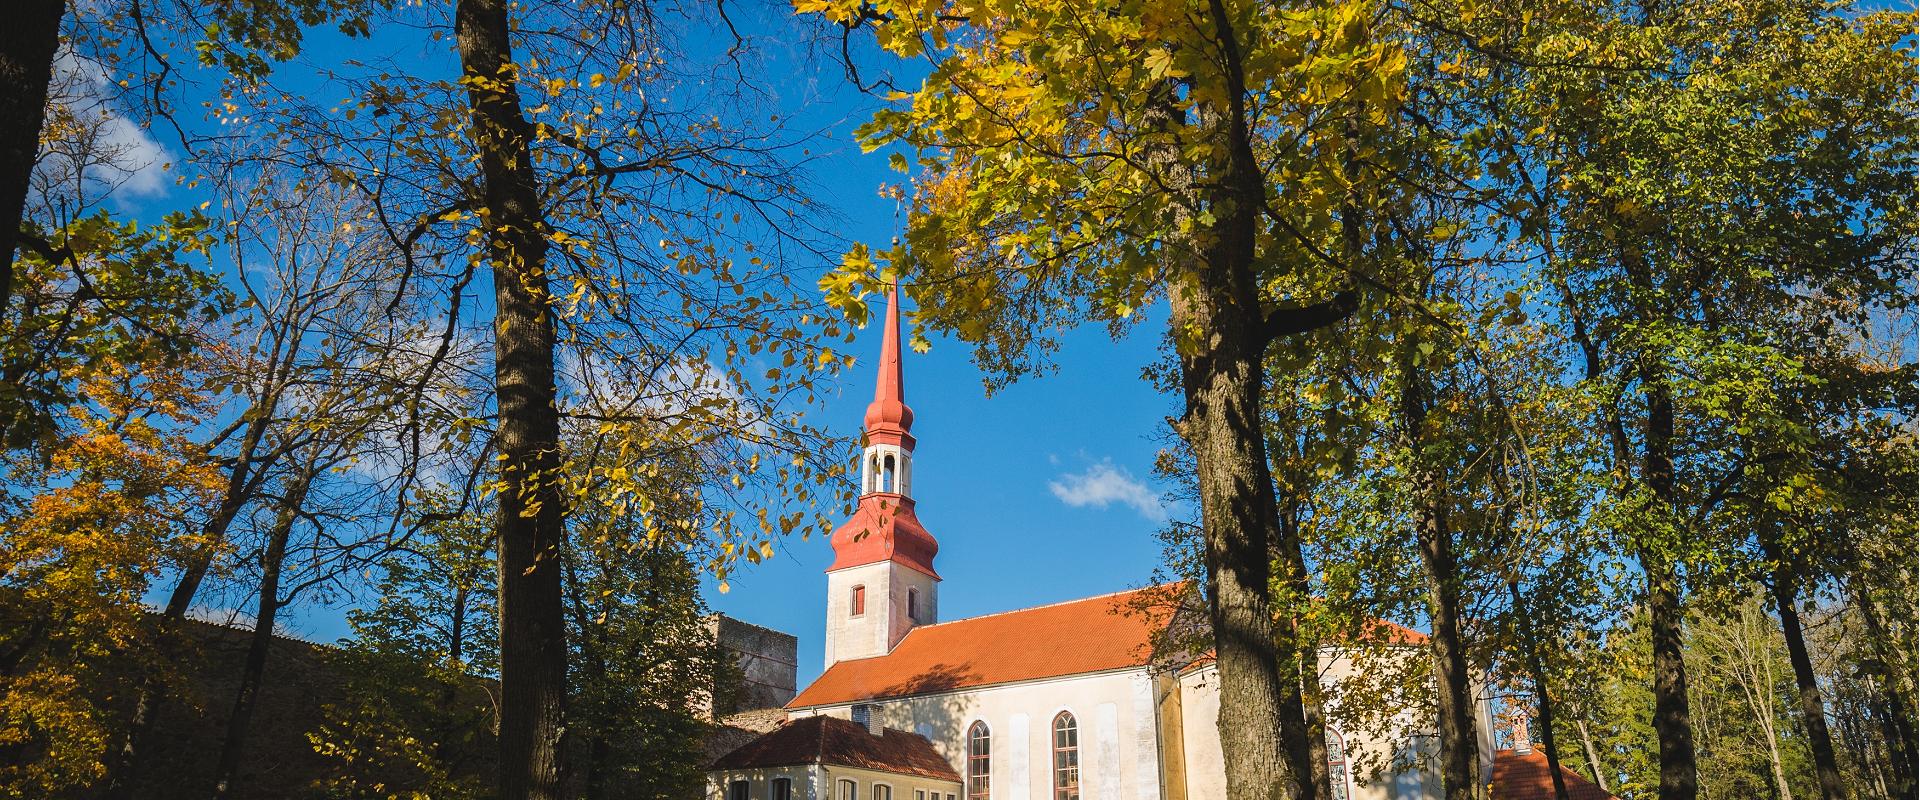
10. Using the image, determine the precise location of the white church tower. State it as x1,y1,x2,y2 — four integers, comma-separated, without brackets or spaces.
823,283,940,669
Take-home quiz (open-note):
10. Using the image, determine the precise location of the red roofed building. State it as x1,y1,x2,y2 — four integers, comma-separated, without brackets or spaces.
708,285,1497,800
1488,747,1621,800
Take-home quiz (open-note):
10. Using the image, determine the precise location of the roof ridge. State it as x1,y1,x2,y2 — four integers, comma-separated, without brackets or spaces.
907,582,1178,632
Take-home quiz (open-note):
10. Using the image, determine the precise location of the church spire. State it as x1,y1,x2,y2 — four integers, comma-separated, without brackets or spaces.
822,280,939,666
862,281,914,450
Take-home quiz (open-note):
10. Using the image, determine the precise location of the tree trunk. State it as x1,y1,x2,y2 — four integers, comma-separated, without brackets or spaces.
1761,532,1845,800
106,409,279,800
1574,716,1610,793
1509,583,1570,800
1849,577,1916,800
0,0,61,313
1640,375,1697,800
1171,277,1299,800
1399,358,1479,800
210,470,314,799
454,1,569,797
1276,502,1332,800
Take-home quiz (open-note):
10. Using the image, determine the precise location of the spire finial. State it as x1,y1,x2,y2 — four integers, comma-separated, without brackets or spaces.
863,280,914,448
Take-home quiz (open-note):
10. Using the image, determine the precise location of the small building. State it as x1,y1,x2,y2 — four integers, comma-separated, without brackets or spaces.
710,715,963,800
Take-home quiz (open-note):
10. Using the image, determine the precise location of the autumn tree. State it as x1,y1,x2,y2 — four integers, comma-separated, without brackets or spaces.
0,362,223,799
1502,2,1915,797
309,499,499,800
799,2,1412,795
213,4,856,796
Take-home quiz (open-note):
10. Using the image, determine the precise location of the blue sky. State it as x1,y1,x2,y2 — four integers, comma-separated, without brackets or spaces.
91,5,1191,684
706,313,1183,684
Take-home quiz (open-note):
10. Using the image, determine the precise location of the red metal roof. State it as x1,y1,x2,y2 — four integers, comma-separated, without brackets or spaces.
862,282,913,449
1489,748,1619,800
826,494,940,578
791,586,1179,707
711,715,961,782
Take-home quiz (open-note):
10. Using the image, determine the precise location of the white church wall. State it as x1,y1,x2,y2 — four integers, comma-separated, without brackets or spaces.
791,668,1164,800
1177,646,1470,800
823,558,938,669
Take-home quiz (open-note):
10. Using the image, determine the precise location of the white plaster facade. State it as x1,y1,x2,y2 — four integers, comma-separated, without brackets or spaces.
784,651,1490,800
710,764,962,800
823,559,939,668
791,668,1167,800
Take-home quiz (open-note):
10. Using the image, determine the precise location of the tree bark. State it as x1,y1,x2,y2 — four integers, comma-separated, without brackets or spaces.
454,1,569,797
1640,376,1698,800
1276,501,1332,800
211,469,314,799
1574,716,1610,794
0,0,62,311
1171,275,1300,800
1759,531,1845,800
1398,357,1479,800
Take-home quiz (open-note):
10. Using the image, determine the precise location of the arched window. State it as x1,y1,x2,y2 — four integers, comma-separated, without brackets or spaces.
966,721,991,800
851,585,866,616
839,779,859,800
1327,729,1350,800
907,587,920,622
881,454,896,492
1052,712,1079,800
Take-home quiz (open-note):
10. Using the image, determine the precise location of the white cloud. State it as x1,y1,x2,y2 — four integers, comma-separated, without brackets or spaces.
1048,458,1166,522
40,49,173,203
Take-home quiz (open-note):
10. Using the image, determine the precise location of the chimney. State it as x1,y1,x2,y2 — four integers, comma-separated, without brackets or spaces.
852,703,882,736
1511,710,1533,754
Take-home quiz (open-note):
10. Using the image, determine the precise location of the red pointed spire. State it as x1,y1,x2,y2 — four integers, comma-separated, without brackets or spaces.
830,280,938,579
862,282,914,449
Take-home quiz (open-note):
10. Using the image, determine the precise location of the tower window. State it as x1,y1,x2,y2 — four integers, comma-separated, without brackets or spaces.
907,587,919,622
881,454,896,493
1053,711,1079,800
851,585,866,616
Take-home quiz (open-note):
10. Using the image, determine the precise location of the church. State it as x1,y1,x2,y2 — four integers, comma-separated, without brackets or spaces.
706,286,1503,800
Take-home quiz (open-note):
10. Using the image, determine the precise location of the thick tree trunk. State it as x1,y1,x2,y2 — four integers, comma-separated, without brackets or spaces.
1172,279,1299,800
1640,377,1697,800
455,1,569,797
0,0,61,311
1760,532,1845,800
1399,361,1479,800
211,471,314,799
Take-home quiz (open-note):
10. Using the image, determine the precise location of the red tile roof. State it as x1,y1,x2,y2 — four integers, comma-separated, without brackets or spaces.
711,715,962,782
1489,748,1619,800
791,586,1180,708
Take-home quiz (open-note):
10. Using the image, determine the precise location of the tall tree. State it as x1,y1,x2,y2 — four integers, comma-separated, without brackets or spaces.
800,2,1409,795
1505,2,1914,797
449,2,570,794
0,0,62,303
